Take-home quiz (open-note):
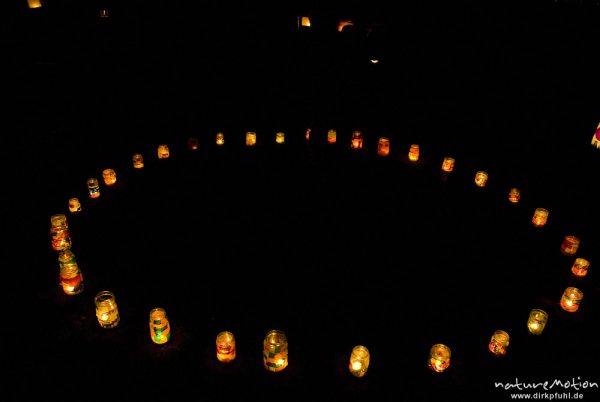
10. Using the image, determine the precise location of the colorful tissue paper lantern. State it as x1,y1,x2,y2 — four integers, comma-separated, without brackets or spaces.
216,132,225,146
474,171,488,187
327,129,337,144
560,287,583,312
87,178,100,199
102,169,117,186
351,131,363,149
488,330,510,356
246,132,257,147
28,0,43,8
441,157,455,173
527,309,548,335
157,144,170,159
263,330,288,372
305,128,311,141
348,345,370,377
95,291,120,328
58,250,83,295
187,138,199,151
50,214,71,251
508,188,521,203
377,137,390,156
68,198,81,214
560,235,580,256
571,258,590,277
276,132,285,144
429,344,451,373
531,208,548,227
216,331,236,363
149,308,171,344
592,125,600,149
132,153,144,169
408,144,420,162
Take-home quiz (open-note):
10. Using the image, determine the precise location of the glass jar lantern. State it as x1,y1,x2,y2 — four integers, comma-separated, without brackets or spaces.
348,345,370,377
149,308,171,344
263,330,288,372
488,330,510,356
50,214,72,251
87,178,100,199
58,249,83,295
95,291,120,328
429,344,451,372
216,331,236,363
527,309,548,335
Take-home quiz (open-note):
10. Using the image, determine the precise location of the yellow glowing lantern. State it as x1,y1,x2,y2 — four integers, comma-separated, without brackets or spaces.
216,331,236,363
263,330,288,372
531,208,548,227
338,20,354,32
216,132,225,146
560,235,580,256
592,124,600,149
488,330,510,356
95,291,120,328
187,137,199,151
560,287,583,312
157,144,170,159
68,198,81,214
132,153,144,169
50,214,72,251
102,169,117,186
27,0,42,8
441,157,455,173
571,258,590,277
300,16,311,28
370,59,379,64
474,171,488,187
58,250,83,295
351,130,363,149
348,345,370,377
100,8,109,18
527,309,548,335
149,308,171,344
246,132,257,147
305,128,311,141
408,144,420,162
87,178,100,198
508,188,521,203
276,132,285,144
429,344,450,373
377,137,390,156
327,129,337,144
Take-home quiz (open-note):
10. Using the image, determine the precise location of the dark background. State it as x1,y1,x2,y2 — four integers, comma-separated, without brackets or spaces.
5,0,599,400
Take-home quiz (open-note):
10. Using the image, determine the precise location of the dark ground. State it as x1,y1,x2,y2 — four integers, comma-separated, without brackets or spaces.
5,1,600,400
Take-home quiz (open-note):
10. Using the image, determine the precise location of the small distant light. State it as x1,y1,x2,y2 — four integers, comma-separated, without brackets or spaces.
370,59,379,64
27,0,42,9
100,9,109,18
300,16,311,28
338,20,354,32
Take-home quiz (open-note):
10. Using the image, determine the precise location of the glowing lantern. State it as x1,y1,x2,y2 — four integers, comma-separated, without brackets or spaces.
95,291,120,328
348,345,370,377
216,331,236,363
299,16,311,28
370,59,379,64
246,132,257,147
441,157,455,173
216,132,225,145
408,144,420,162
187,138,199,151
531,208,548,227
351,131,363,149
560,287,583,312
263,330,288,372
429,344,450,373
338,20,354,32
157,144,170,159
508,188,520,203
571,258,590,277
305,128,311,141
132,153,144,169
149,308,171,344
68,198,81,214
592,124,600,149
377,137,390,156
327,129,337,144
276,132,285,144
27,0,42,8
102,169,117,186
100,8,109,18
560,235,580,256
488,330,510,356
474,171,488,187
58,250,83,295
527,309,548,335
50,214,71,251
87,178,100,199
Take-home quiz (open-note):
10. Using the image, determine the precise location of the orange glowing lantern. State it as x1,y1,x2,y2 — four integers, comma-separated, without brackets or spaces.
508,188,521,203
351,131,363,149
377,137,390,156
263,330,288,372
50,214,71,251
338,20,354,32
429,344,450,373
348,345,370,377
441,157,455,173
187,137,199,151
408,144,420,162
132,153,144,169
299,16,311,28
157,144,170,159
571,258,590,277
150,308,171,344
246,132,257,147
327,129,337,144
87,178,100,199
560,287,583,312
58,250,83,295
68,198,81,214
474,171,488,187
95,291,120,328
102,169,117,186
560,235,580,256
27,0,43,8
216,132,225,146
531,208,548,227
216,331,236,363
527,309,548,335
592,124,600,149
100,8,109,18
305,128,311,141
488,330,509,356
276,132,285,144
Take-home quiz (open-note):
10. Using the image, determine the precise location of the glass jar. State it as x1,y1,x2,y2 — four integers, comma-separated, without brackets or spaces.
263,330,288,372
68,198,82,214
408,144,420,162
351,130,363,149
560,287,583,312
474,171,488,187
102,169,117,186
95,291,120,328
216,331,236,362
276,132,285,144
348,345,370,377
531,208,549,227
508,188,521,203
216,132,225,146
527,309,548,335
50,214,71,251
441,157,455,173
560,235,580,256
149,308,171,344
327,129,337,144
132,153,144,169
571,258,590,277
488,330,510,356
429,344,451,372
157,144,170,159
58,249,83,295
377,137,390,156
246,132,257,147
87,178,100,199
